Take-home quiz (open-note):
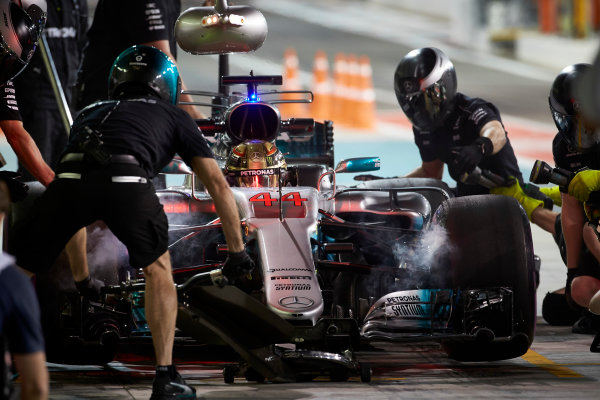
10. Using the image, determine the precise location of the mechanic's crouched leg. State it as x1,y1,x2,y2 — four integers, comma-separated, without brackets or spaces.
146,251,196,399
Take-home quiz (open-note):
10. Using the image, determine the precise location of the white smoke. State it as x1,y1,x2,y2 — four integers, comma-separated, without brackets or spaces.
392,224,454,286
86,223,130,285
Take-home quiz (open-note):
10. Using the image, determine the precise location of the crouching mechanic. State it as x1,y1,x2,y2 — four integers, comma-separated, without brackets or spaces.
9,45,254,399
357,47,558,233
547,63,600,336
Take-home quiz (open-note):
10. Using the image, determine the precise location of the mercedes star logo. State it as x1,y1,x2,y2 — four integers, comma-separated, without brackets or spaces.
279,296,314,309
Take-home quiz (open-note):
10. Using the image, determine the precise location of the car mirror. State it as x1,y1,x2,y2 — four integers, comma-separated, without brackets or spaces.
335,157,381,173
175,0,268,55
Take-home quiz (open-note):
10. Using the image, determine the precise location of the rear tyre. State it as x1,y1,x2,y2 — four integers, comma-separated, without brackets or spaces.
433,195,536,361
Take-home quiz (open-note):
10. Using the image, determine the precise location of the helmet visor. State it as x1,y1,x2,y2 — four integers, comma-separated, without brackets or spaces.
551,108,574,133
0,2,41,84
401,81,449,130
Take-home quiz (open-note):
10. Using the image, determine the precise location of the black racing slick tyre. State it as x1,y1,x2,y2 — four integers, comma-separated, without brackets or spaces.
433,195,536,361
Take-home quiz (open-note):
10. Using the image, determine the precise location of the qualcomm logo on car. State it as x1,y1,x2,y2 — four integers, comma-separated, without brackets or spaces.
279,296,314,310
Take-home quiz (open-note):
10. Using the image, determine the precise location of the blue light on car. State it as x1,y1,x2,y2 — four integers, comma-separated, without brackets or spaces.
247,93,260,102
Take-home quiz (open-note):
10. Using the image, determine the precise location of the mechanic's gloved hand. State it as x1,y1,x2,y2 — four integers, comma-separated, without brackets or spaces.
0,171,29,202
75,275,105,301
222,250,255,285
354,174,384,182
450,137,493,178
490,178,544,220
539,185,562,207
568,169,600,202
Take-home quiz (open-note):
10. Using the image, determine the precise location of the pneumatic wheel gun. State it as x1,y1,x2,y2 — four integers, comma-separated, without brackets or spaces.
461,166,554,210
530,159,600,223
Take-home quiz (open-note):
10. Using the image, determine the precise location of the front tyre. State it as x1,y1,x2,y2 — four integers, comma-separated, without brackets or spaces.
433,195,536,361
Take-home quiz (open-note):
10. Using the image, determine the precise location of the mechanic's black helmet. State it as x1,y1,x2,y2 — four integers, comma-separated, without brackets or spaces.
108,45,181,105
0,0,47,85
549,63,600,150
394,47,457,130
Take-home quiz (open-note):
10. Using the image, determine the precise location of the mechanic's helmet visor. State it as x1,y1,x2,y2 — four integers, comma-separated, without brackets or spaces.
399,79,449,130
227,169,281,188
0,1,44,84
550,99,600,150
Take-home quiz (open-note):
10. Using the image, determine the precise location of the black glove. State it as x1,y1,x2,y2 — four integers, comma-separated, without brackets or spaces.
0,171,29,202
75,275,105,301
450,137,493,179
354,174,384,182
222,250,255,285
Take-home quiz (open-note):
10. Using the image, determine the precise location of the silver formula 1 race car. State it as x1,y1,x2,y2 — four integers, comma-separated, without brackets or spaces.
36,0,536,382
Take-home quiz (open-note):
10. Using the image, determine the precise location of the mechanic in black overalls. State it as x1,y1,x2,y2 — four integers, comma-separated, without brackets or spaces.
549,64,600,336
14,0,88,179
356,47,559,235
0,1,51,398
9,45,253,400
75,0,204,119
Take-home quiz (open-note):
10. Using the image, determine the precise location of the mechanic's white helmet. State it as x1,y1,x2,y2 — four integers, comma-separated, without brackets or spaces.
0,0,47,85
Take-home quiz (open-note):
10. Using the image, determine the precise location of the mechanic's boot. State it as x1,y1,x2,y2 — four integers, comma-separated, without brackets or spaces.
74,275,104,301
150,368,196,400
572,310,600,335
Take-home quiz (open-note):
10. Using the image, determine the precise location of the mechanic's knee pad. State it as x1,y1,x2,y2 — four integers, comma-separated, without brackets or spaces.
542,291,582,326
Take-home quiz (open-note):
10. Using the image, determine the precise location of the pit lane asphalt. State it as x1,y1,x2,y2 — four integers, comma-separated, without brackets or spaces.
40,319,599,399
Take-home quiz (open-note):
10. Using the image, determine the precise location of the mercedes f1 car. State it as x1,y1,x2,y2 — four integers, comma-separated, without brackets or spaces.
33,0,536,383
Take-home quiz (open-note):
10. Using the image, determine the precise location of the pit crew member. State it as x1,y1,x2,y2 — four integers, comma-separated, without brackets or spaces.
552,64,600,334
75,0,204,119
14,0,88,179
356,47,558,235
0,2,50,398
9,45,253,400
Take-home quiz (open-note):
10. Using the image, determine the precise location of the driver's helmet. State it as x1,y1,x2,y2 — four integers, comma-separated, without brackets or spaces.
0,0,47,85
394,47,457,131
549,63,600,150
108,45,181,105
225,140,287,188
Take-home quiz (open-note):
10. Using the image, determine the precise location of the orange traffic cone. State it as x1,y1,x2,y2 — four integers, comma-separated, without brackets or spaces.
309,50,332,122
354,55,376,131
344,54,360,128
332,53,349,126
279,48,307,119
